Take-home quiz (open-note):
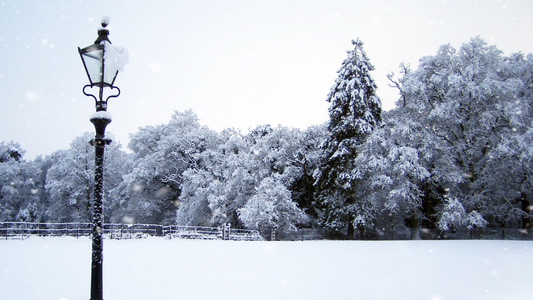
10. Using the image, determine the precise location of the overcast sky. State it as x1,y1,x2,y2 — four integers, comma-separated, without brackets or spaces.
1,0,533,159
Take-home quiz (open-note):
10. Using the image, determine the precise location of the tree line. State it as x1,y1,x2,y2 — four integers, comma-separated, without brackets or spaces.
1,37,532,239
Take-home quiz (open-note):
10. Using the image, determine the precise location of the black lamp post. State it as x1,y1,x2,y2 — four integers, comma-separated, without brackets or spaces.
78,17,126,300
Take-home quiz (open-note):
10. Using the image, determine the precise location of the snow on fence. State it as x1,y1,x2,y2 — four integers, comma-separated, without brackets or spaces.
3,222,529,241
163,224,264,241
0,222,263,241
0,222,92,239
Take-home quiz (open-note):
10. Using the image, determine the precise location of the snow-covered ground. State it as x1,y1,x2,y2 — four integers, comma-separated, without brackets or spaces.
1,237,531,300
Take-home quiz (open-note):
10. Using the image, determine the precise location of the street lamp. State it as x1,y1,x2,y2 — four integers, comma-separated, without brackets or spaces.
78,17,127,300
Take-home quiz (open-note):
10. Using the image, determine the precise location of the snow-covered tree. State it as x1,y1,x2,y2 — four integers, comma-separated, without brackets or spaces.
45,132,126,222
314,38,382,237
238,176,309,235
394,37,533,232
353,110,462,239
289,124,328,222
112,110,220,225
0,141,24,163
45,135,93,222
479,126,533,229
0,141,41,222
177,123,319,235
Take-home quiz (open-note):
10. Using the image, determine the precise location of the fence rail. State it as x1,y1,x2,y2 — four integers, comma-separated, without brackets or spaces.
3,222,530,241
0,222,263,241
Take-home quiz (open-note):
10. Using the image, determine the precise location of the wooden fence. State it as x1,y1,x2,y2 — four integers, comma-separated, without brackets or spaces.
0,222,263,241
5,222,528,241
163,224,264,241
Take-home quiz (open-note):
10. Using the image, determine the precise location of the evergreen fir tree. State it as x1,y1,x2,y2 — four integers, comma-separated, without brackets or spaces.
314,38,382,237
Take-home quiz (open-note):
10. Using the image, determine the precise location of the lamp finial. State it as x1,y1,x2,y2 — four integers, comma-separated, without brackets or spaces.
101,16,110,28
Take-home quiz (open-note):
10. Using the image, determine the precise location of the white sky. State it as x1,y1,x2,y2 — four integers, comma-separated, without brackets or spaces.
1,0,533,159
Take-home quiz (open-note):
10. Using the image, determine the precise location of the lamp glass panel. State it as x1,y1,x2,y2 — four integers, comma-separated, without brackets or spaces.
82,49,103,85
103,59,119,86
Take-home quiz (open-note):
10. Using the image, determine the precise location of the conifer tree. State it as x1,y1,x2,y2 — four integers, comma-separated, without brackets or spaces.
314,38,382,237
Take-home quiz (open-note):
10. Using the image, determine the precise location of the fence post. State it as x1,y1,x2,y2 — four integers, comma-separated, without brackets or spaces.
222,223,231,240
271,227,277,241
223,223,226,240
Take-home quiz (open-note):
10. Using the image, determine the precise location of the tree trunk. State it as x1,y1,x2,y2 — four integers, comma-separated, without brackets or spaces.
347,219,355,239
521,193,531,230
408,217,421,240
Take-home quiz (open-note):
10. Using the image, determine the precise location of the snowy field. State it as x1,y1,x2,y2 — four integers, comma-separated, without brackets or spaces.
1,237,532,300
